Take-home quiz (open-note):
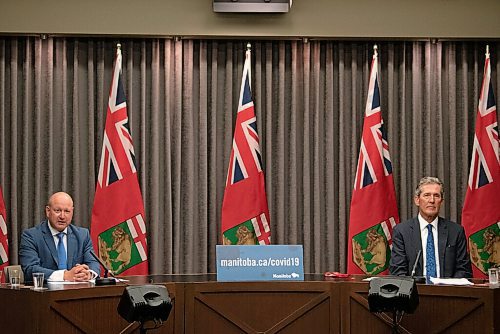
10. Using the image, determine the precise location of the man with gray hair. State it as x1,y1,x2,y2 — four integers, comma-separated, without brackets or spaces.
390,177,472,278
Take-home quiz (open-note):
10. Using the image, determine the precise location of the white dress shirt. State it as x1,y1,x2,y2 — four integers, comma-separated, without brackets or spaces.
418,214,440,278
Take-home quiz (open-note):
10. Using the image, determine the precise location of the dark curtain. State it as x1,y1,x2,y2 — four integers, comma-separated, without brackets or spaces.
0,37,498,273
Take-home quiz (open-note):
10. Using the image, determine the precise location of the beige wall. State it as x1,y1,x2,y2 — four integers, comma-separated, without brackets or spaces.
0,0,499,39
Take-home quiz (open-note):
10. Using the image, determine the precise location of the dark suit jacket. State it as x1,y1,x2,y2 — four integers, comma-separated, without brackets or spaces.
19,220,100,280
389,217,472,278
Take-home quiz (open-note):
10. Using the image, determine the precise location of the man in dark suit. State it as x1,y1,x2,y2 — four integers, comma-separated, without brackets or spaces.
19,192,100,281
390,177,472,278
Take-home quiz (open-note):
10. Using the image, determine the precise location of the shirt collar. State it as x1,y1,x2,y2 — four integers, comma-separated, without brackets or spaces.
47,221,68,236
418,214,438,231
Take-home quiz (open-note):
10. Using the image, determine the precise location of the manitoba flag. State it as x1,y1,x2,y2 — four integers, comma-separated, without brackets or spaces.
0,187,9,273
221,46,271,245
347,47,400,275
91,45,148,276
462,47,500,278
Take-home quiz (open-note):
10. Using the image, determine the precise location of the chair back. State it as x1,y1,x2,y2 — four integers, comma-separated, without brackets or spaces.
4,265,24,284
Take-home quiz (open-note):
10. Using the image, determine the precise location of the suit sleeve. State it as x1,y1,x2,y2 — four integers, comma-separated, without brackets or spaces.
19,229,56,280
80,228,101,275
453,226,473,278
389,225,410,276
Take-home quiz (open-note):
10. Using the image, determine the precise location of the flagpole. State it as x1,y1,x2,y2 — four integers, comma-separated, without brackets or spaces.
246,43,252,89
486,44,489,58
373,44,378,58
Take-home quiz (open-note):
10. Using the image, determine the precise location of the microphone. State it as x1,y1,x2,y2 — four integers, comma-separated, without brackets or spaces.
410,250,426,283
410,250,421,277
90,250,117,286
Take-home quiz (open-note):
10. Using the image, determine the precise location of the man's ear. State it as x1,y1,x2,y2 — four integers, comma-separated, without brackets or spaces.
413,195,420,206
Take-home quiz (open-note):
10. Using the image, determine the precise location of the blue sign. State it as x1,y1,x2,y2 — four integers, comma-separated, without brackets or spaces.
216,245,304,281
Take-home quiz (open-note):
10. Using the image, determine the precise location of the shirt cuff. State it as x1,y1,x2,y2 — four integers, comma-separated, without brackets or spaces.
89,269,98,280
48,270,65,282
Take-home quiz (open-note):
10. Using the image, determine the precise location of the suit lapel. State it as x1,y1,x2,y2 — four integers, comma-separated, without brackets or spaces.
42,221,59,266
67,226,76,268
410,218,424,275
437,217,448,277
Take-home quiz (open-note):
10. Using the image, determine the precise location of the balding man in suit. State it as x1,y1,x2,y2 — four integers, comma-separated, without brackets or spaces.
19,192,100,281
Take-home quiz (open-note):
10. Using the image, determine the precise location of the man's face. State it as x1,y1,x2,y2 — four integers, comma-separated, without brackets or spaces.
414,183,443,222
46,194,74,232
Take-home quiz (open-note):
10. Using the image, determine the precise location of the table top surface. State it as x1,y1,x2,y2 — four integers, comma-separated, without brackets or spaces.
0,273,494,292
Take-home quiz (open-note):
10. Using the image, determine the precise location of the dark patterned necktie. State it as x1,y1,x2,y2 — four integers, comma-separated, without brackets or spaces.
426,224,437,277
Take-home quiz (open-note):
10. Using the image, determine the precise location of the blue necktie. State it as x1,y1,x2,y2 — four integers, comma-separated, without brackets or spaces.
426,224,437,278
57,232,67,270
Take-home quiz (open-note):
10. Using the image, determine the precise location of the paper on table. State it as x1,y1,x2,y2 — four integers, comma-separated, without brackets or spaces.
429,277,474,286
47,280,90,285
47,277,128,284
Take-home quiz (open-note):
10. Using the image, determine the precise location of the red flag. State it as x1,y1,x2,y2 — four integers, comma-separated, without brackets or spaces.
347,47,399,275
0,187,9,274
221,47,271,245
462,48,500,278
91,45,148,276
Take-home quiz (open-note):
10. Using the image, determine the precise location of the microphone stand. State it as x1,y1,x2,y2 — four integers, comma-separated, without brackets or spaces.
90,251,117,286
411,250,426,284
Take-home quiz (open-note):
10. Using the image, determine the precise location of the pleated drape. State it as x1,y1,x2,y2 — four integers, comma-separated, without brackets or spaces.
0,38,498,274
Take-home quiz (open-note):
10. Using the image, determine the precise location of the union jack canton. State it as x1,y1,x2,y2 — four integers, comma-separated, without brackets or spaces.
98,50,137,188
354,55,393,190
467,54,499,190
226,67,263,186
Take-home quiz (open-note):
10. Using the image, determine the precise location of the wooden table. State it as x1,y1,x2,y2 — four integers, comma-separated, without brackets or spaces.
0,274,498,333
